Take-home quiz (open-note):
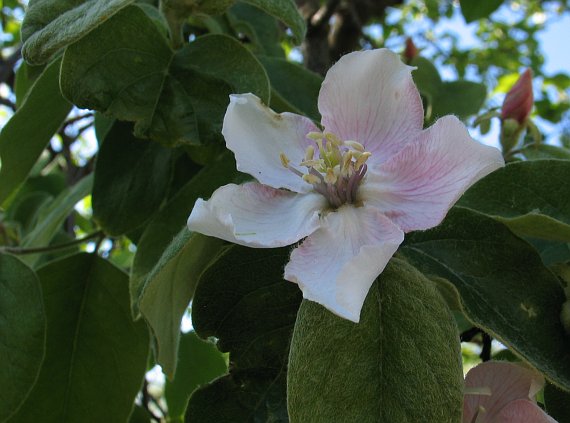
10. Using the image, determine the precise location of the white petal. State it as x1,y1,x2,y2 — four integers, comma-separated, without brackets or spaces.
187,182,327,247
360,115,504,232
284,205,404,322
318,49,424,164
463,361,546,423
222,93,319,193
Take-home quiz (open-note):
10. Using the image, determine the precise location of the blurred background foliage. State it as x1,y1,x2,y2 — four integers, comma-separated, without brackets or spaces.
1,0,570,421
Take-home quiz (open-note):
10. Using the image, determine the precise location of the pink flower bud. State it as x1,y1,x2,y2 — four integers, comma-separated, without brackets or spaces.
501,69,534,124
404,38,418,62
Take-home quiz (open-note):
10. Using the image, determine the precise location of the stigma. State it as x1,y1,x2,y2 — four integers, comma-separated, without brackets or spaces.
280,131,371,208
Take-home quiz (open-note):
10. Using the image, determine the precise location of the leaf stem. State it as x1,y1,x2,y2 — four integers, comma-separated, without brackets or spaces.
0,230,105,255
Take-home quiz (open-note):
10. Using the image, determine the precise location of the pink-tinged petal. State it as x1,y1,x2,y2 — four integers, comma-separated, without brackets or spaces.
497,399,558,423
463,361,546,423
222,93,319,193
318,49,424,164
501,69,534,124
284,205,404,322
360,116,504,232
187,182,327,247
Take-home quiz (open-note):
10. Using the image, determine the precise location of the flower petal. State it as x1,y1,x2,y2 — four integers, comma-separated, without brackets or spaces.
318,49,424,164
284,205,404,322
187,182,327,247
222,93,319,193
498,399,558,423
360,115,504,232
463,361,546,423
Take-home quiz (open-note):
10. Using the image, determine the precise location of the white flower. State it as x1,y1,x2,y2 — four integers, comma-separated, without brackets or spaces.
187,49,504,322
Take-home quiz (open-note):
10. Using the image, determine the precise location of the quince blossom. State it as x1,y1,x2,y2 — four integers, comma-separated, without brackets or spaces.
463,361,557,423
187,49,504,322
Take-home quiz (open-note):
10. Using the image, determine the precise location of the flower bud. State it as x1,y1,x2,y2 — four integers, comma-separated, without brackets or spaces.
403,38,418,63
501,69,533,124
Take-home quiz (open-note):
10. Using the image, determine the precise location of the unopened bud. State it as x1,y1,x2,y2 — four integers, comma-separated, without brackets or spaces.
404,38,419,63
501,69,533,124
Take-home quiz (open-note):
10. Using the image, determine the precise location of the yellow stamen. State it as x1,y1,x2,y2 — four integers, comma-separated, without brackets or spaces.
279,152,290,168
325,168,337,184
325,132,342,146
343,140,365,152
302,174,321,184
304,145,315,161
355,152,372,170
307,131,324,141
300,159,322,168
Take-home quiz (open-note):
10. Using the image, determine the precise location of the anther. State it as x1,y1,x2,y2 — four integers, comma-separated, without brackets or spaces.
279,152,290,168
343,140,365,152
355,152,372,170
304,145,315,161
325,132,342,146
307,132,324,141
325,168,337,184
302,174,321,184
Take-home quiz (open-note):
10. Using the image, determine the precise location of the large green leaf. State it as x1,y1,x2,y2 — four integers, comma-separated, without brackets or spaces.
164,331,228,421
459,160,570,241
92,121,172,236
0,58,72,205
228,3,285,57
20,174,93,267
60,6,269,147
8,254,149,423
130,152,238,317
139,230,224,378
259,55,322,121
240,0,305,43
401,207,570,391
21,0,135,64
431,80,486,121
410,56,486,122
187,245,301,421
459,0,504,22
0,254,46,422
288,258,463,422
545,383,570,422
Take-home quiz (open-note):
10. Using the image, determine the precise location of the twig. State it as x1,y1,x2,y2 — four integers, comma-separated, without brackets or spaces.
310,0,341,28
0,230,104,255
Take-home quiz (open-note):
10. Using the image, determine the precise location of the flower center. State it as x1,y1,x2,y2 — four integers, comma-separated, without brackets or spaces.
280,131,371,208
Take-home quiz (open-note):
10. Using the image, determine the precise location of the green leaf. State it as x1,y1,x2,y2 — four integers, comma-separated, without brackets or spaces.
0,58,72,205
164,332,227,421
240,0,305,44
259,55,322,121
0,254,46,422
187,245,300,420
60,6,270,147
520,144,570,161
459,160,570,241
410,57,486,121
228,3,285,57
8,254,149,423
20,174,93,267
430,80,487,121
410,56,442,100
288,258,463,422
21,0,135,65
130,152,238,317
459,0,504,22
185,370,288,422
545,383,570,422
401,207,570,391
92,121,172,236
139,230,224,378
192,245,300,369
